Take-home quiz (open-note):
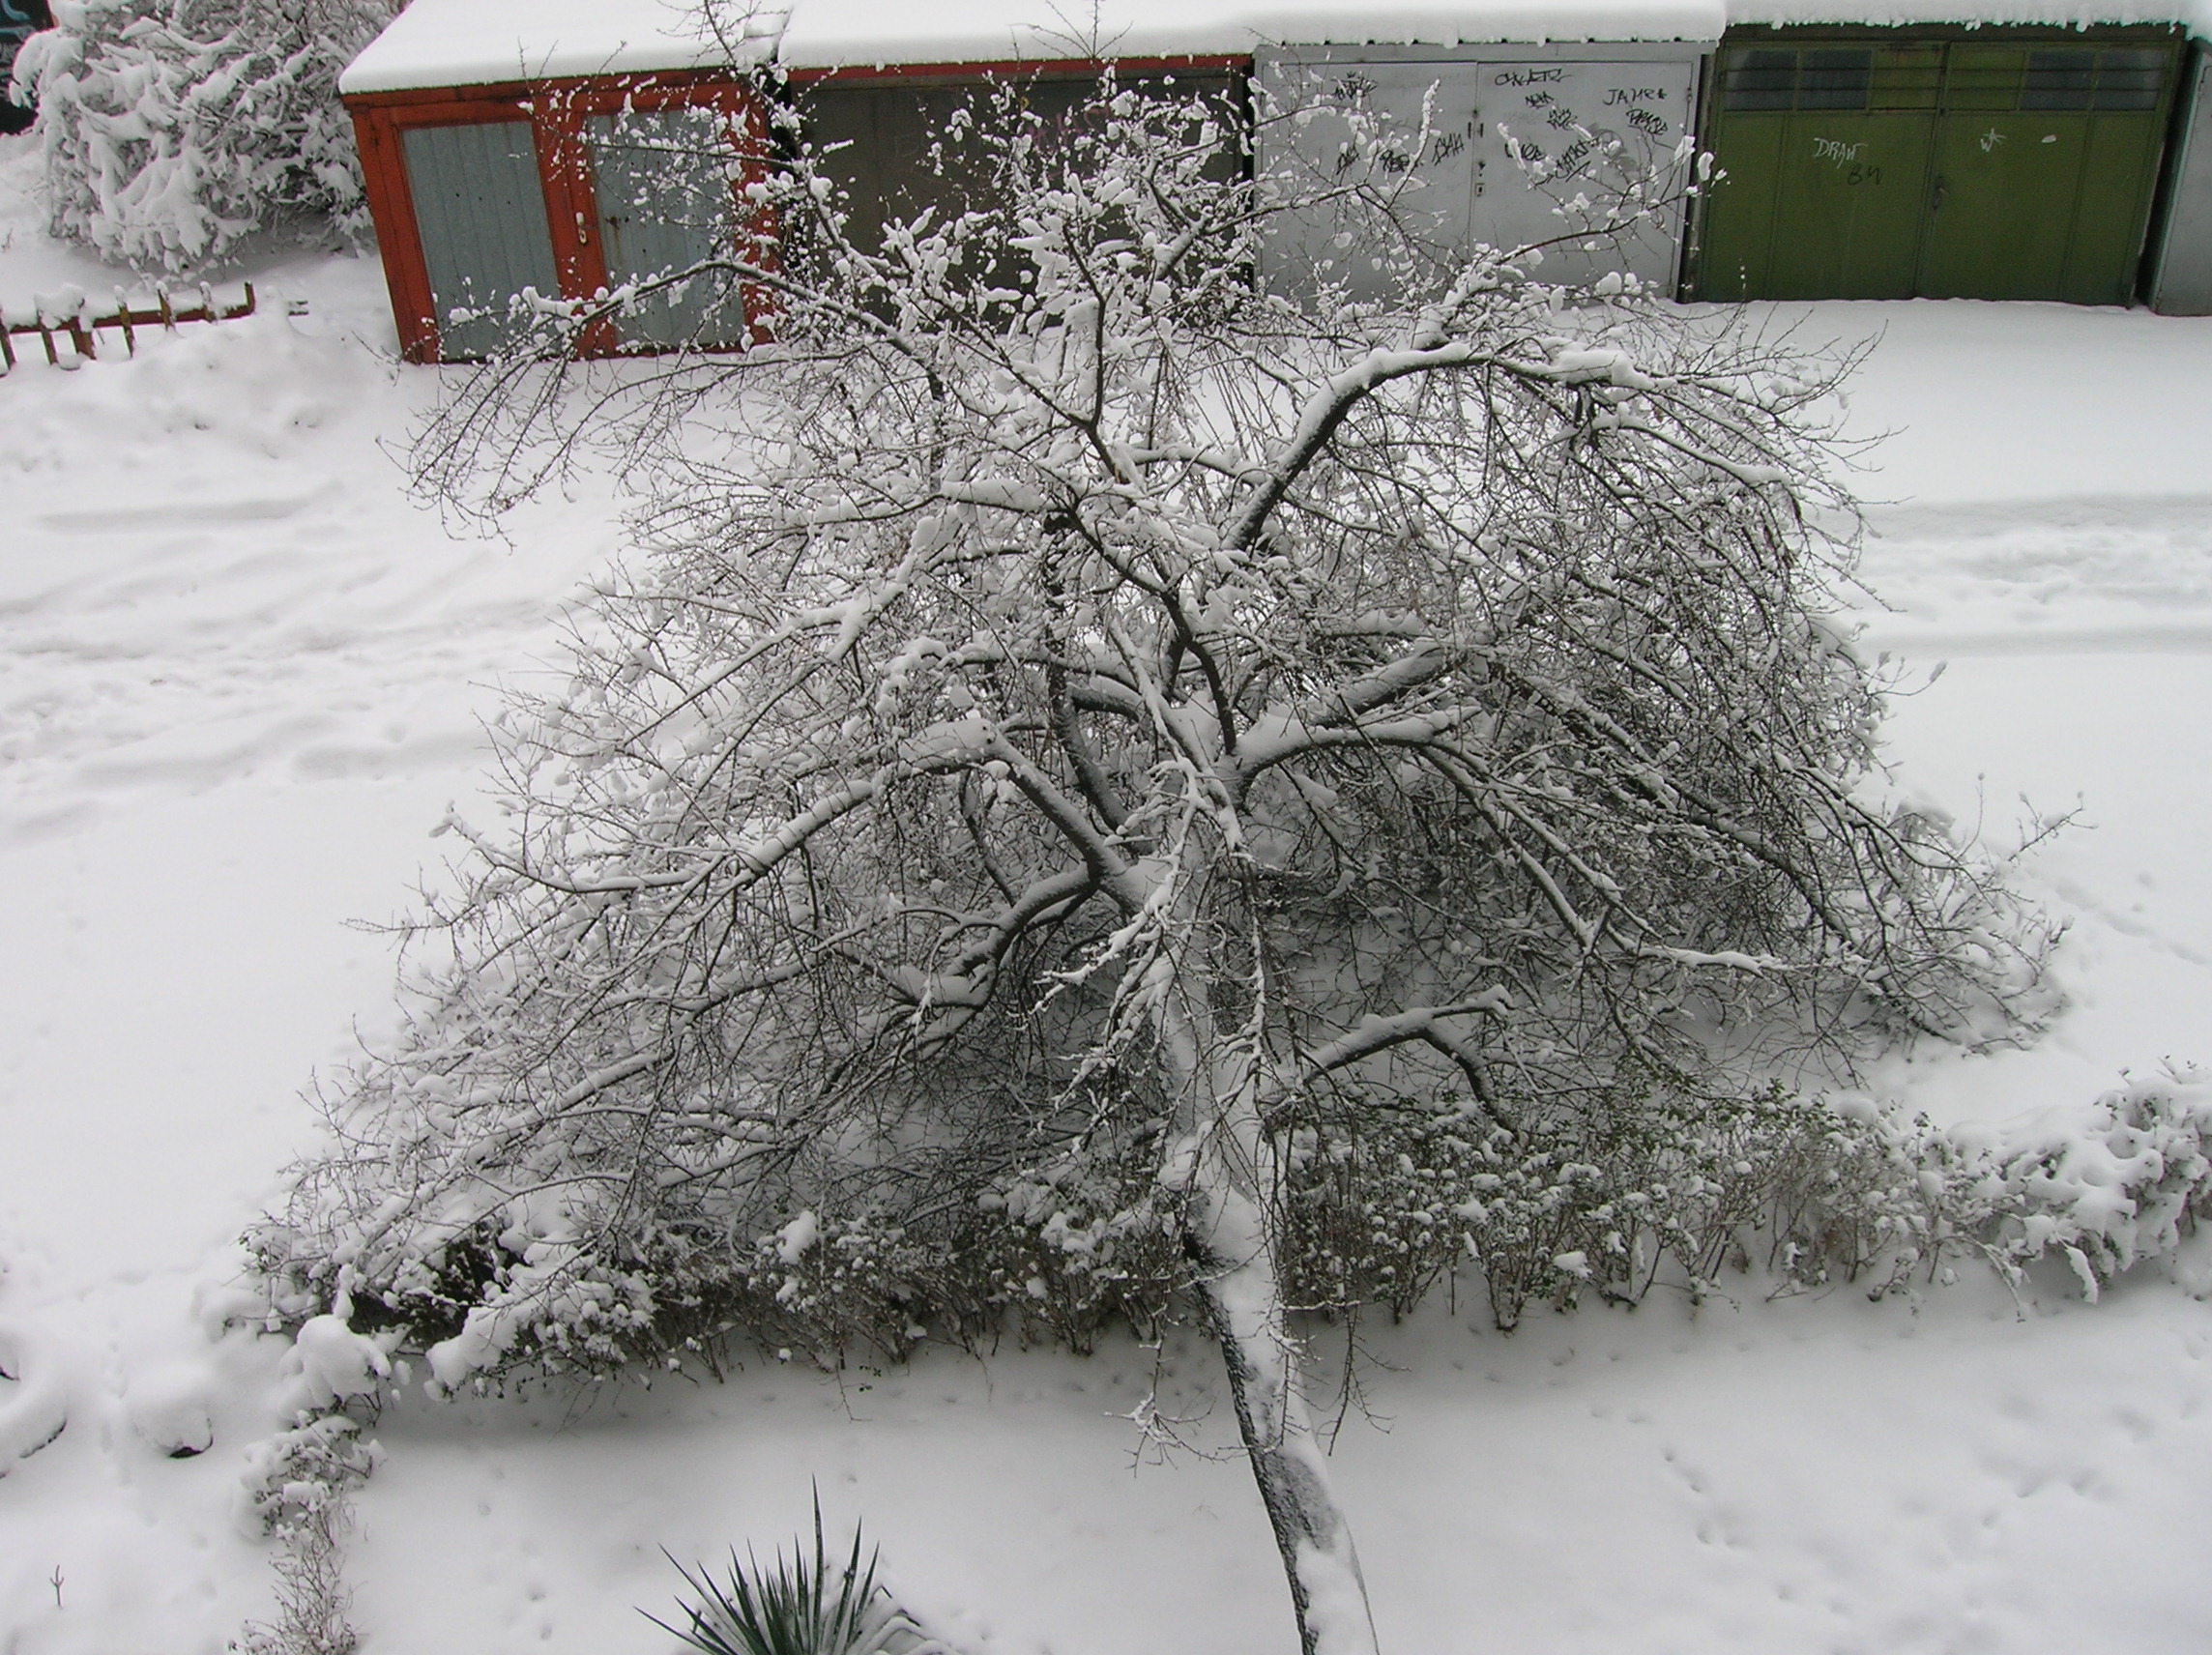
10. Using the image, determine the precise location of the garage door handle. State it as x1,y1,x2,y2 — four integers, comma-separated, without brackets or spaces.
1931,178,1946,213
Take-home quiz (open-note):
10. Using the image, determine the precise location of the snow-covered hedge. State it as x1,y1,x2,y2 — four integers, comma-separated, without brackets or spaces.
249,1070,2212,1393
9,0,391,272
1287,1070,2212,1329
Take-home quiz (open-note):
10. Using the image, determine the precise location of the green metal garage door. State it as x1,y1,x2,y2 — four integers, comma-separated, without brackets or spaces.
1696,27,2183,305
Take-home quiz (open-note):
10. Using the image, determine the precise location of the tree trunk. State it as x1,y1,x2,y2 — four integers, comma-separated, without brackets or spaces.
1189,1162,1381,1655
1199,1260,1381,1655
1154,872,1380,1655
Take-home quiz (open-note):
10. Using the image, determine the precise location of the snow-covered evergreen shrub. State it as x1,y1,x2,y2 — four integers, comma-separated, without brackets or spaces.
9,0,390,271
1945,1071,2212,1295
268,1123,1194,1387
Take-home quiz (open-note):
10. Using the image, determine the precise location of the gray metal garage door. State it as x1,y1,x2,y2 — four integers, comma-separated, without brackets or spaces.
402,121,561,362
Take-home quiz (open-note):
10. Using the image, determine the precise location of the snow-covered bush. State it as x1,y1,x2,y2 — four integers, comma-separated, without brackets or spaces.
0,1310,72,1471
1948,1070,2212,1295
254,78,2065,1655
1282,1069,2212,1328
9,0,390,271
236,1410,379,1655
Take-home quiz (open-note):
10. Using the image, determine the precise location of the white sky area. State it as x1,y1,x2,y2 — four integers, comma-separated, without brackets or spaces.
340,0,2212,91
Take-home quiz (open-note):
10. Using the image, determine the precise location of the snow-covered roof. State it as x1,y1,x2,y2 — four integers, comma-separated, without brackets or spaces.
773,0,1724,70
341,0,2204,95
339,0,788,96
341,0,1723,94
1730,0,2206,26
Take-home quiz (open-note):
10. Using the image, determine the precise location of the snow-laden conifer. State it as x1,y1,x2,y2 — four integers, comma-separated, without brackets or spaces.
10,0,389,271
256,79,2058,1655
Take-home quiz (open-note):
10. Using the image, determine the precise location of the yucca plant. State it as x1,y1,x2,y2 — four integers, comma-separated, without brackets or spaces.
647,1496,944,1655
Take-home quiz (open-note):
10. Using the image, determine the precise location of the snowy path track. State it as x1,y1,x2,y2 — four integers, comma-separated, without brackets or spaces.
1860,494,2212,658
0,334,611,847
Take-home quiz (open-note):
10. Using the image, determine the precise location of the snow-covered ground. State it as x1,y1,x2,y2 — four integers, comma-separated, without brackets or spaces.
3,128,2212,1654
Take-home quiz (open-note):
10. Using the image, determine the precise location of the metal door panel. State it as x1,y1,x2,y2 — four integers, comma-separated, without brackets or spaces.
402,121,560,362
1767,111,1929,298
2067,107,2170,304
1922,109,2088,298
1700,41,1940,300
1257,51,1698,298
1471,59,1697,290
1701,109,1933,302
1696,114,1787,300
1256,60,1482,297
1924,42,2176,304
1700,31,2178,304
585,109,748,351
795,81,979,255
2149,51,2212,314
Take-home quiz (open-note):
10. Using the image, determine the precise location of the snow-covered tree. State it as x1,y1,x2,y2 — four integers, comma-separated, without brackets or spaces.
10,0,390,271
257,80,2046,1655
